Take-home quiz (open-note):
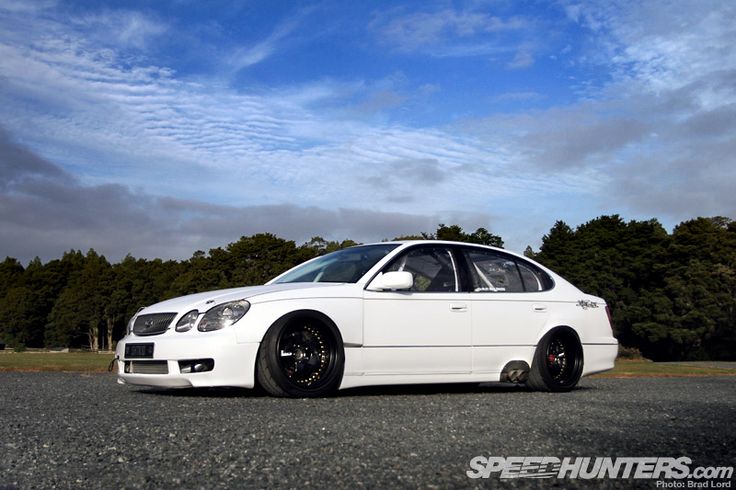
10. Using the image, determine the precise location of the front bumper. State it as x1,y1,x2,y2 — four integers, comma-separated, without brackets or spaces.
115,329,260,389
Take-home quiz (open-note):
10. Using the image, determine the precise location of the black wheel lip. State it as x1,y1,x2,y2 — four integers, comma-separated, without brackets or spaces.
274,323,337,389
545,331,583,387
256,311,345,397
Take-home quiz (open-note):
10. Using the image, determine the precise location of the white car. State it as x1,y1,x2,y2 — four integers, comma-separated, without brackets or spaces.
115,241,618,397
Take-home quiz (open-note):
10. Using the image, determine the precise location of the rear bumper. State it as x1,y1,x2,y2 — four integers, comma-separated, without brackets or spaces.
115,331,259,389
582,341,618,376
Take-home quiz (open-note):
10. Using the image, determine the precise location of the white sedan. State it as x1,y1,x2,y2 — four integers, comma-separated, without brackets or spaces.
115,241,617,397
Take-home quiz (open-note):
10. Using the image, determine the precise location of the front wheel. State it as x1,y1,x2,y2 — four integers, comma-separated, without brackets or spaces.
526,328,583,392
256,316,344,397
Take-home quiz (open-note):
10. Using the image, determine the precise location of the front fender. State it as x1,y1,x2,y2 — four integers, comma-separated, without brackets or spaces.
232,297,363,346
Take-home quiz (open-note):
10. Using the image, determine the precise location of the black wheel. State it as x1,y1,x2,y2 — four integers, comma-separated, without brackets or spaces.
256,314,344,397
526,327,583,392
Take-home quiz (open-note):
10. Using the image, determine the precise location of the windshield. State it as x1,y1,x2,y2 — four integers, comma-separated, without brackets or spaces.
273,244,400,284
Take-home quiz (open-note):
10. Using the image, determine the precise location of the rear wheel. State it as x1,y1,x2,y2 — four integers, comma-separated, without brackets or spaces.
526,327,583,392
256,315,344,397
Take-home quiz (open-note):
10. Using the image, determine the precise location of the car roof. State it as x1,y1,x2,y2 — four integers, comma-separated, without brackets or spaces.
362,240,505,251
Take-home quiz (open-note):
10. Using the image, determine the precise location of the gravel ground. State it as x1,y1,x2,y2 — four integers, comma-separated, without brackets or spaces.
1,374,734,489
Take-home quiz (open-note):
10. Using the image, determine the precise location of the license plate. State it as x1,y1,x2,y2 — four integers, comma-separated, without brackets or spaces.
125,343,154,359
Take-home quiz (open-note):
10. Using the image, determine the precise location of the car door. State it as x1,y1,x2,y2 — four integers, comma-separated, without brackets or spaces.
362,245,472,374
460,246,552,373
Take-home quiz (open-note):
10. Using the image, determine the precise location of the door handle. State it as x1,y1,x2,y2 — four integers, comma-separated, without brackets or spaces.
450,303,468,312
532,304,547,312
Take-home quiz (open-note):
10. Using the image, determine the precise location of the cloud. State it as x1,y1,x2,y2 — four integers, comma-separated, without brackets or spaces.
0,133,447,262
568,0,736,100
369,5,531,60
490,91,543,103
460,0,736,224
371,6,525,51
0,4,575,228
0,128,70,187
72,10,168,50
365,158,448,193
0,0,56,13
227,16,301,71
351,89,407,114
1,0,733,259
564,1,736,219
506,43,535,69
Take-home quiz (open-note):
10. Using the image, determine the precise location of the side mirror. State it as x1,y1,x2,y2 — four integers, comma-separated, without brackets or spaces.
367,271,414,291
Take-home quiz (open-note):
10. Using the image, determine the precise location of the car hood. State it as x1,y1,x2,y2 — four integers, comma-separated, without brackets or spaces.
138,283,344,315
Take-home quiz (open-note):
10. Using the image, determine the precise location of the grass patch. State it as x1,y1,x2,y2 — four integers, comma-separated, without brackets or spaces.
593,359,736,378
0,352,115,373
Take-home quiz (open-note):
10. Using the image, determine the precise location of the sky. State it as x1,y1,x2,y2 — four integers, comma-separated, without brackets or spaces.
1,0,734,264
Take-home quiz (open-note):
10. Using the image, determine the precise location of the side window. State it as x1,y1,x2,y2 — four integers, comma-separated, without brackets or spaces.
517,261,548,292
385,247,458,292
464,248,554,292
464,249,524,292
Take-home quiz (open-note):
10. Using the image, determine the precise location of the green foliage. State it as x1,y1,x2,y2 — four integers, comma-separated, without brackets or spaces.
0,257,24,299
106,255,181,344
616,346,643,359
0,287,38,347
0,233,369,349
45,250,113,350
535,215,736,361
0,217,733,361
396,224,504,247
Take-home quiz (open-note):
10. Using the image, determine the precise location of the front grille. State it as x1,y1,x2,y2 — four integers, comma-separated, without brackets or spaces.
126,361,169,375
133,313,176,336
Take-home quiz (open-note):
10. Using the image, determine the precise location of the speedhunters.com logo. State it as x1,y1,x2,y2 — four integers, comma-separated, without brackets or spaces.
467,456,733,485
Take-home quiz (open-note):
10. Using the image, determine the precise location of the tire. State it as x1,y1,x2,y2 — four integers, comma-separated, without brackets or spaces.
526,327,583,392
256,314,344,397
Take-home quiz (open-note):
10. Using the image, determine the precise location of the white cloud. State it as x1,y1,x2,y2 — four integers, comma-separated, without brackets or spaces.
71,10,168,50
506,43,535,69
226,16,301,71
369,5,531,59
0,131,450,262
0,0,56,13
0,1,734,259
371,7,525,50
0,3,584,224
490,91,543,103
463,0,736,228
568,1,736,102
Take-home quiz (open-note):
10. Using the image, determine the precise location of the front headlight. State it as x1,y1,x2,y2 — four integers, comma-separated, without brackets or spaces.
198,300,250,332
175,310,199,332
126,307,145,335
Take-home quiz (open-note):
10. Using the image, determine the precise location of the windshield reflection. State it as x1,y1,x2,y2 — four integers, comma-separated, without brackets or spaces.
273,244,400,284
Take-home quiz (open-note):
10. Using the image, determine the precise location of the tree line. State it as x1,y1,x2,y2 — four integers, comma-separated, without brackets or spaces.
0,217,733,361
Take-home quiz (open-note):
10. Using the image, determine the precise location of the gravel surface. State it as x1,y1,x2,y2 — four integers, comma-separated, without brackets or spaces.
1,374,734,489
